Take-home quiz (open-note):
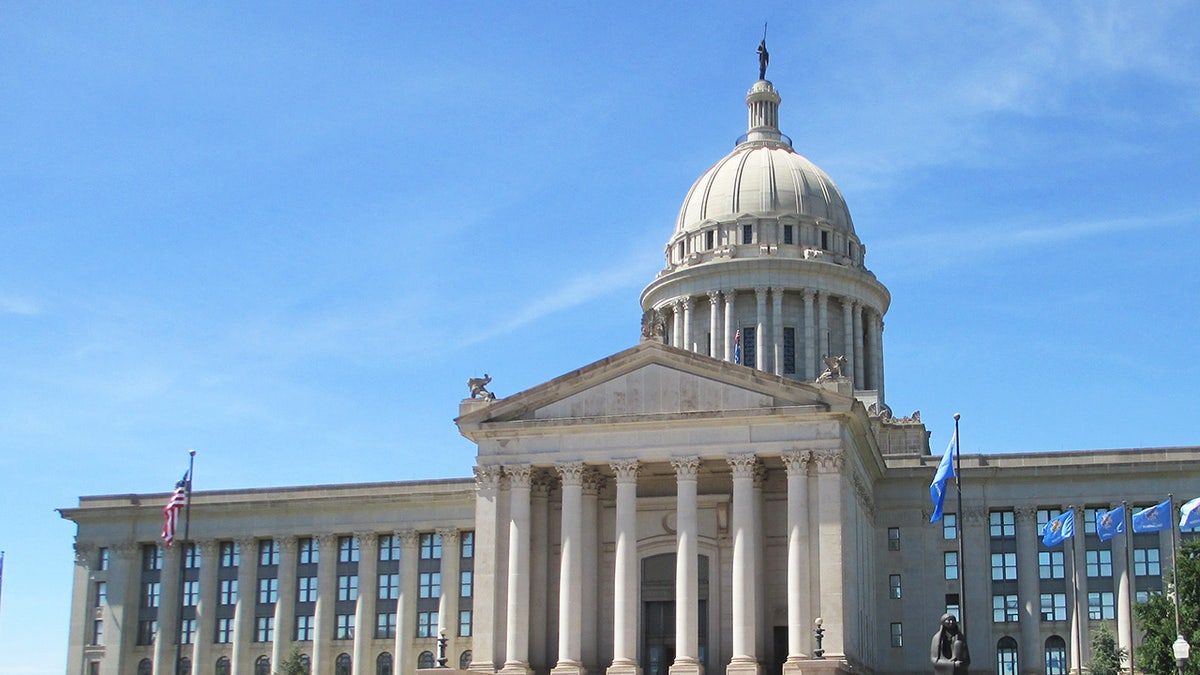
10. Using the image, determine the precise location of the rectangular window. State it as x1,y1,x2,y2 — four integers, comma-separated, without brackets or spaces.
143,545,162,571
743,326,757,368
944,552,959,580
220,541,240,568
376,612,397,639
461,531,474,558
97,547,110,570
943,514,957,540
944,594,960,621
888,527,901,551
419,572,442,599
420,533,443,560
992,594,1019,623
94,581,108,607
417,611,439,638
889,574,902,599
890,622,903,648
1086,549,1113,578
991,552,1017,581
144,582,161,608
183,580,199,606
255,616,274,643
259,540,279,566
705,230,715,249
258,577,279,604
1085,508,1105,534
180,618,196,645
460,609,473,637
783,327,796,374
298,537,318,565
783,224,794,245
338,536,359,563
91,619,103,645
990,510,1016,537
1039,550,1065,580
137,620,157,646
1134,548,1161,576
378,573,399,600
295,615,315,641
1037,508,1064,531
742,224,753,244
219,579,238,605
216,618,233,644
1041,593,1067,621
184,543,201,569
338,574,359,602
378,534,400,562
1088,592,1115,620
820,230,829,250
461,571,473,598
297,576,318,603
335,613,355,640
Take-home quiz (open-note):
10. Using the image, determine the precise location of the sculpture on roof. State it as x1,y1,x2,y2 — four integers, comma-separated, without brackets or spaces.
816,354,847,382
641,308,666,342
468,374,496,401
930,613,970,675
757,39,770,80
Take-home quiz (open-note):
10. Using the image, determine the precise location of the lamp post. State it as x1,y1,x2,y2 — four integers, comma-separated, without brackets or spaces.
1173,635,1190,675
813,617,825,659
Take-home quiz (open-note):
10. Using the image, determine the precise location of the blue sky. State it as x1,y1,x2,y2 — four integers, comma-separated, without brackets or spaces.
2,2,1198,670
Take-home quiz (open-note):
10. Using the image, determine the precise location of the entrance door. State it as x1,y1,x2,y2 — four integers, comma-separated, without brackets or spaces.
640,553,709,675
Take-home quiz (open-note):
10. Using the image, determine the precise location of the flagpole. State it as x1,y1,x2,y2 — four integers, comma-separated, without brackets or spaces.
1168,493,1182,640
1069,505,1083,675
173,449,196,675
952,413,967,635
1122,501,1135,675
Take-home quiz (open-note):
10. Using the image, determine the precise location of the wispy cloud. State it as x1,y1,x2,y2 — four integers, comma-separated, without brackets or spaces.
0,296,40,315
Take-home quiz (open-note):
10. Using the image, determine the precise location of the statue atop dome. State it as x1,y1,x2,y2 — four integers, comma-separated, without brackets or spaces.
757,38,769,80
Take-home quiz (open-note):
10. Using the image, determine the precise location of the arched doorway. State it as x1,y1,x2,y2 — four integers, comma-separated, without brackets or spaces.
641,552,709,675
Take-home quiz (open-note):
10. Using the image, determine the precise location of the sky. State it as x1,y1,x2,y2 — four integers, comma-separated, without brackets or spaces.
2,1,1198,671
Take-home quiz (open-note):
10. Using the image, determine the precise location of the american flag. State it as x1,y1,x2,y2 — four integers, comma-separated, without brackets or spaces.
161,472,189,546
733,329,742,365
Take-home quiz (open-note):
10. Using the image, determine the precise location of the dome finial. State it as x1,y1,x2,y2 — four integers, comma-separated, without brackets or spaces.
757,25,769,80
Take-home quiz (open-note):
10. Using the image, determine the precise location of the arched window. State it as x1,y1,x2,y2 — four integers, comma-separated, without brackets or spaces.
255,656,271,675
179,657,192,675
138,659,152,675
418,651,435,669
459,651,473,670
299,654,311,675
215,656,230,675
1045,636,1067,675
997,637,1019,675
336,653,352,675
376,652,393,675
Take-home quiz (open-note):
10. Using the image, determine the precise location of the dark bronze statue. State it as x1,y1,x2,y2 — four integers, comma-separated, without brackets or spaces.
757,39,769,80
931,613,970,675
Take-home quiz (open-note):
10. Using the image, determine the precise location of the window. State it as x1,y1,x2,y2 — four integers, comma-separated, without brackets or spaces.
183,580,199,606
944,552,959,580
258,577,279,604
255,656,271,675
1039,550,1065,580
1037,508,1064,531
144,581,161,608
889,574,902,599
94,581,108,607
295,615,315,641
184,543,201,569
91,619,103,645
888,527,900,551
460,571,473,598
743,326,757,368
1088,591,1115,620
705,230,715,249
742,224,753,244
417,611,438,638
418,652,435,669
137,620,156,645
782,327,796,374
943,514,957,540
181,618,196,644
1086,549,1112,577
259,540,279,566
335,613,355,640
1134,548,1161,576
1045,636,1067,675
461,531,474,558
377,612,397,639
379,573,399,600
944,594,960,620
379,534,399,562
143,545,162,571
338,575,359,602
990,510,1016,537
338,536,359,563
138,659,152,675
220,541,239,567
298,576,318,603
890,622,903,648
1040,593,1067,621
377,653,394,675
419,572,441,599
819,230,828,250
255,616,274,642
997,637,1019,675
992,594,1019,623
460,609,472,637
299,537,318,565
216,617,233,643
97,547,110,570
783,224,794,245
219,579,238,605
336,654,352,675
991,552,1017,581
216,657,231,675
420,533,442,560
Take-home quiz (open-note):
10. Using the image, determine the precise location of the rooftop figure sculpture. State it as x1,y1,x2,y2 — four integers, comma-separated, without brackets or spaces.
757,38,769,80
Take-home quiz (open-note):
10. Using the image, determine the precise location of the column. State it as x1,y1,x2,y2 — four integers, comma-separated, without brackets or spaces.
771,289,783,376
781,452,812,673
682,297,694,352
439,530,462,665
727,454,762,675
469,466,501,673
608,460,641,675
502,464,534,675
670,456,703,675
396,531,420,675
813,450,845,656
66,545,91,675
724,291,736,362
553,462,586,675
353,533,379,674
871,313,885,402
231,537,257,675
708,291,722,358
269,538,298,672
531,473,553,671
153,543,182,675
582,470,603,672
816,293,829,360
672,301,684,349
802,291,815,381
841,299,853,384
852,302,864,389
754,287,767,372
193,541,221,675
312,534,338,675
1015,508,1040,675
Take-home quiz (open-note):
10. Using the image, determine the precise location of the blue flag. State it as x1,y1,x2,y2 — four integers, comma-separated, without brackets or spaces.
733,329,742,364
1096,505,1125,542
1133,499,1172,533
1042,510,1075,547
928,429,957,523
1181,497,1200,531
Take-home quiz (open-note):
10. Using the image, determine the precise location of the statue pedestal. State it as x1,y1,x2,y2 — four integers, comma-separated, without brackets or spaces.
782,658,853,675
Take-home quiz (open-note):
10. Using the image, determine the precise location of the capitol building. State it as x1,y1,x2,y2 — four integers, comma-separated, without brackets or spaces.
61,57,1199,675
